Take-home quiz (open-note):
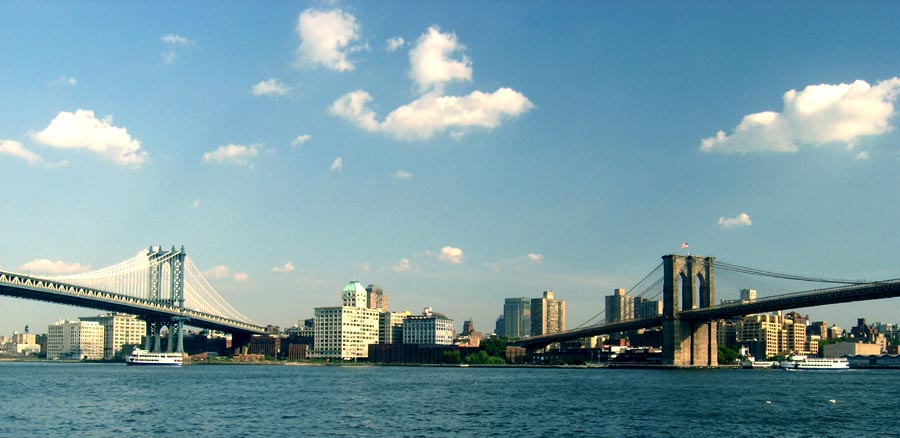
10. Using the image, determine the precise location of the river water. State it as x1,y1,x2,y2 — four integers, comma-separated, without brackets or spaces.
1,362,896,437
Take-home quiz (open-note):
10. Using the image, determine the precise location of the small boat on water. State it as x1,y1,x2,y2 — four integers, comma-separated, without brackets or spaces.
782,356,849,371
125,348,183,367
740,354,776,369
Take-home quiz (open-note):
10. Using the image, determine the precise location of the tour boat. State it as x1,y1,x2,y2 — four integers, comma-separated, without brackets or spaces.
783,357,849,371
125,347,183,367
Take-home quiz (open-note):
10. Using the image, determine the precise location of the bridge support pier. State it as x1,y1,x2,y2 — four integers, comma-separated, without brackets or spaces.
231,332,252,356
662,255,718,368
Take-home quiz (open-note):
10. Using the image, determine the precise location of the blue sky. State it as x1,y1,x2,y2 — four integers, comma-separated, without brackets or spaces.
2,1,900,336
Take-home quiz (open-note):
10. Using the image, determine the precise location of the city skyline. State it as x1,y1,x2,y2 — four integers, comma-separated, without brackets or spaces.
3,2,900,335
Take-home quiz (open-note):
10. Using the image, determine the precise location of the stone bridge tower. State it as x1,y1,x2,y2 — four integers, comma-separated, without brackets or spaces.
662,254,717,367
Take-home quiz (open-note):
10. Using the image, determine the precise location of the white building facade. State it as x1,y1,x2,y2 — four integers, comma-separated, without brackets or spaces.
403,308,454,345
47,320,104,360
80,313,147,359
312,281,380,360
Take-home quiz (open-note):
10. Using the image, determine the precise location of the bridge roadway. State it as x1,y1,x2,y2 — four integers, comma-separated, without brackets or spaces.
0,269,266,336
514,278,900,350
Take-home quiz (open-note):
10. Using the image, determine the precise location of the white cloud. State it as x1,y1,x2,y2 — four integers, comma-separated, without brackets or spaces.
409,26,472,94
203,143,261,166
272,262,295,273
701,78,900,154
330,157,343,172
203,265,248,282
20,258,89,275
526,253,544,263
251,78,292,96
161,34,195,45
330,26,533,141
390,258,412,272
203,265,232,280
295,8,361,72
855,151,869,160
439,246,464,264
190,199,201,208
31,109,148,168
48,76,77,86
392,170,413,180
291,134,311,148
162,51,177,64
330,90,379,131
386,37,405,52
331,88,534,141
0,140,43,166
717,213,753,229
490,253,544,273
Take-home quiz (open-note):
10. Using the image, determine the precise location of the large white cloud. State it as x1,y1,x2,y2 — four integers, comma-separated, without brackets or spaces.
0,140,43,166
161,34,195,45
20,258,89,275
717,213,753,229
203,265,248,282
251,78,291,96
271,262,295,273
203,143,261,166
330,157,343,172
386,37,405,53
409,26,472,94
390,258,412,272
331,88,534,141
702,78,900,154
31,110,147,167
295,8,361,72
330,26,533,141
439,246,464,264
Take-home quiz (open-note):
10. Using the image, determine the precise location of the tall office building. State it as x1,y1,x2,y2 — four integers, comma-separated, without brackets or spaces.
379,311,408,344
740,289,757,302
366,284,388,312
634,297,663,318
312,281,380,360
47,320,104,360
503,298,531,338
494,315,505,337
531,291,566,335
605,288,634,323
80,313,146,359
403,307,454,345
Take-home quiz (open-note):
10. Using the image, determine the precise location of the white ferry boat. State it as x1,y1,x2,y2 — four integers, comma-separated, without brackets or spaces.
125,348,183,367
740,355,777,369
783,357,849,371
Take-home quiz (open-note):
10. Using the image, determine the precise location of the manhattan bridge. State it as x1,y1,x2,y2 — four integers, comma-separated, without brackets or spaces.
0,246,265,354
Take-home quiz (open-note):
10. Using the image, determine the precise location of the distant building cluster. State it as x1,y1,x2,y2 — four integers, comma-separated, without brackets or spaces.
306,281,460,361
497,291,567,339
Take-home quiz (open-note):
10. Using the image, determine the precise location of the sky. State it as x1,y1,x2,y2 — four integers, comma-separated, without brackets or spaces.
2,1,900,336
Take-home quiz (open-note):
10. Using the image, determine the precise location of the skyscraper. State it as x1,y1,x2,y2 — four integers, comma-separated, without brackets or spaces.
605,288,634,323
503,298,531,338
531,291,566,336
367,284,388,312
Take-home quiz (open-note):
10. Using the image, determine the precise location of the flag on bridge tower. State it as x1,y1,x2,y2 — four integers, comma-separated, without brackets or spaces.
680,242,689,249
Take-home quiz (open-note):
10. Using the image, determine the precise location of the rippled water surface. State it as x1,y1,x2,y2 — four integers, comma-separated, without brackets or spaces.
2,362,897,437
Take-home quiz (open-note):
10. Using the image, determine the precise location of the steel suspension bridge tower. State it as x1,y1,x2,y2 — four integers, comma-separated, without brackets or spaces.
145,246,188,354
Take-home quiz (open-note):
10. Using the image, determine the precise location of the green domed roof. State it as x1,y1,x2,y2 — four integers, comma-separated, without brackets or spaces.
342,280,365,293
